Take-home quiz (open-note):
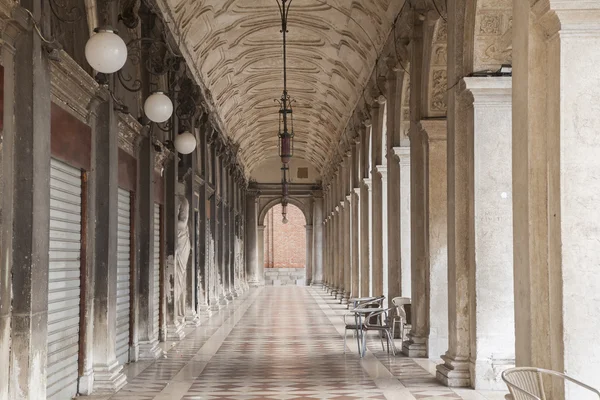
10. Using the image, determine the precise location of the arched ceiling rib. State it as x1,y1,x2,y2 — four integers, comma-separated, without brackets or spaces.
161,0,403,173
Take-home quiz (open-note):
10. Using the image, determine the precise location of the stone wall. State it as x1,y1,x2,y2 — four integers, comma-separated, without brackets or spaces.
264,268,306,286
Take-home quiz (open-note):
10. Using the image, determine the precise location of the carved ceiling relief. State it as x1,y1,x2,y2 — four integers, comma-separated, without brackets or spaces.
473,6,513,71
159,0,404,177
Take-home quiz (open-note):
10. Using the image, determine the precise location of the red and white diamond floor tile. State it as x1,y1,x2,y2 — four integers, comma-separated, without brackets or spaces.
83,287,504,400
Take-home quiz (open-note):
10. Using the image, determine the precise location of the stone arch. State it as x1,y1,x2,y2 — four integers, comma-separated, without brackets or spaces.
258,196,311,227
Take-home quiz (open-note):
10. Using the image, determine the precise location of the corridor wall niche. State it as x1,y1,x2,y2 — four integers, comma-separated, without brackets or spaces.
263,204,306,286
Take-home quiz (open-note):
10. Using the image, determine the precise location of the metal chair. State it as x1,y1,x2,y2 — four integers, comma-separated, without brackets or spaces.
343,296,384,354
391,297,411,342
501,367,600,400
361,307,396,357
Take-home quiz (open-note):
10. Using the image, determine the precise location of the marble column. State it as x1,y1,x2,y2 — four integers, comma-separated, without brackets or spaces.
371,100,385,297
468,77,515,389
305,225,313,286
1,7,52,397
393,147,411,297
403,118,427,357
245,190,260,286
335,203,343,300
512,3,600,396
312,194,324,285
257,225,265,286
343,194,352,301
351,188,360,299
92,97,129,390
377,164,388,304
423,120,449,360
137,136,162,360
362,178,372,296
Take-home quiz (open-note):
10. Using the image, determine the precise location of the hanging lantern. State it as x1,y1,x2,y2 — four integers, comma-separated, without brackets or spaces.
281,196,289,224
144,92,173,123
174,131,197,154
85,28,128,74
278,93,294,164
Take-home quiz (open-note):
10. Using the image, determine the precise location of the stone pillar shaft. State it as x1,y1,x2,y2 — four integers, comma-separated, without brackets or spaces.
2,7,52,397
305,225,313,285
312,195,324,284
393,148,411,297
351,189,360,298
360,180,371,297
512,3,600,396
245,191,259,285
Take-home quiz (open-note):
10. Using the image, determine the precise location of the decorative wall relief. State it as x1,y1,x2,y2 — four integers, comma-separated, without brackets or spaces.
431,69,447,113
474,4,513,71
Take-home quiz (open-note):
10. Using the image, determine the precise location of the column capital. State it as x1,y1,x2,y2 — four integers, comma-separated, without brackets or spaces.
363,178,372,191
258,225,266,232
534,0,600,36
304,225,313,231
353,187,361,197
339,200,345,209
419,119,447,142
392,146,410,163
345,194,352,204
375,164,388,180
462,77,512,105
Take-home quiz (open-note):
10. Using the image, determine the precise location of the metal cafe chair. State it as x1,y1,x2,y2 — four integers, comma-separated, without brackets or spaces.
502,367,600,400
361,307,396,357
342,296,384,354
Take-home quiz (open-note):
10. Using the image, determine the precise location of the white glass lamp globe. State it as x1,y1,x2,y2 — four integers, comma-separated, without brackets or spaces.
282,216,289,224
85,28,127,74
144,92,173,123
174,131,197,154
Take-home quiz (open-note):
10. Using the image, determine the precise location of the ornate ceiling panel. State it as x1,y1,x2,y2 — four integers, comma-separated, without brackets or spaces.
158,0,403,174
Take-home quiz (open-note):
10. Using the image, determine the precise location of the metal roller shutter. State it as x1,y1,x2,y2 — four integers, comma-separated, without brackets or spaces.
153,204,160,339
116,188,132,365
47,159,82,400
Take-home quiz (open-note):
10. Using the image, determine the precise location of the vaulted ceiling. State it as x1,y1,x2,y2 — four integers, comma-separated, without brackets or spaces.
159,0,404,176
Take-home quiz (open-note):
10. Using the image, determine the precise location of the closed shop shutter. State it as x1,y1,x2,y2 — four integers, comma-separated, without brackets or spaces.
47,159,82,400
153,203,160,339
116,188,132,365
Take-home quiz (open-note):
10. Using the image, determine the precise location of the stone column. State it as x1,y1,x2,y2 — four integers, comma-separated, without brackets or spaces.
376,164,388,304
393,147,411,297
361,178,372,296
257,225,265,286
2,7,52,397
334,204,342,299
463,77,515,389
305,225,313,286
513,4,600,396
351,188,360,297
343,194,351,301
403,120,427,357
245,190,259,285
137,136,161,360
312,194,324,284
92,97,128,390
423,120,449,360
371,100,385,297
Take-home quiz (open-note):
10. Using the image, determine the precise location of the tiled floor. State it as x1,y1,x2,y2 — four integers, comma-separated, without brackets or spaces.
80,287,507,400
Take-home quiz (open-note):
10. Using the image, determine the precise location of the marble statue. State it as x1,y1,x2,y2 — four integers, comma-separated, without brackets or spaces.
176,195,191,320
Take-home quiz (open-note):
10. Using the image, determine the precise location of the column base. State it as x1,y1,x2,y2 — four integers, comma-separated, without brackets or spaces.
219,295,230,305
129,342,139,362
138,339,163,360
185,312,202,327
436,354,471,387
92,360,127,393
77,368,94,395
402,337,428,357
470,357,514,390
166,321,186,341
226,292,235,301
340,291,349,305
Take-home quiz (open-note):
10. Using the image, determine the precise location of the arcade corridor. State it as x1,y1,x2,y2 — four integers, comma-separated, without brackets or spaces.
82,287,505,400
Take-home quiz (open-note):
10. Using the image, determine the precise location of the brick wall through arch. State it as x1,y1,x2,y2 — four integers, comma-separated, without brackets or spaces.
264,203,306,268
